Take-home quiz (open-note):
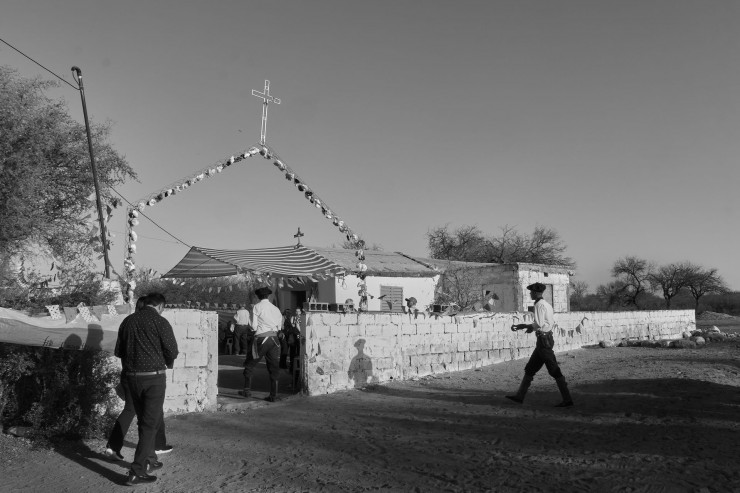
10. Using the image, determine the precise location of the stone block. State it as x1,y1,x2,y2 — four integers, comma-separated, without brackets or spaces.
172,367,200,383
310,325,332,340
457,341,470,352
444,323,458,334
381,325,398,337
401,323,417,335
363,324,382,337
185,350,207,368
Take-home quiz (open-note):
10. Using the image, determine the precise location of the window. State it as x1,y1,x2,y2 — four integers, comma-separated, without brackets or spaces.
379,285,403,312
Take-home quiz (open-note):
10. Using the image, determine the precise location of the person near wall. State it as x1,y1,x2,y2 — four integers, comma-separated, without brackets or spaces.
104,295,173,462
114,292,179,486
239,287,283,402
231,304,252,356
505,282,574,408
280,308,302,375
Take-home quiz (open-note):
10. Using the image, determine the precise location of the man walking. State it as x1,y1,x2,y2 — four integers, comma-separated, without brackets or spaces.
505,283,574,407
239,287,283,402
115,293,179,485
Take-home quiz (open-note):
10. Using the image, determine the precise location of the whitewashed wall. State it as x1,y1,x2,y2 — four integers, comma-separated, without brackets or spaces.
302,309,695,395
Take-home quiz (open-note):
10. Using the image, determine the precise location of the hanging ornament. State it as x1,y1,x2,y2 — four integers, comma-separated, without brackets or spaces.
286,172,295,181
128,244,136,253
356,263,368,272
129,218,139,227
216,164,224,173
137,202,146,211
314,198,322,208
297,182,306,192
148,198,157,206
129,210,138,218
274,159,286,171
129,231,137,241
332,217,340,226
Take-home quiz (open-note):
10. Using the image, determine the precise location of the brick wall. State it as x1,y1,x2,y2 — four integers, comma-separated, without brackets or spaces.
302,309,695,396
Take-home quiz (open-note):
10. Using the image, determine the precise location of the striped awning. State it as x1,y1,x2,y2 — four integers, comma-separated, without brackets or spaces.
162,245,345,278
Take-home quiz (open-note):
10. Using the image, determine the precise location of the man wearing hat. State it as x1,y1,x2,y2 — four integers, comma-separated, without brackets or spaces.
240,287,283,402
506,282,574,407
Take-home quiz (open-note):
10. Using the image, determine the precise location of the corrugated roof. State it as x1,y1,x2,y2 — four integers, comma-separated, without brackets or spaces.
309,247,439,277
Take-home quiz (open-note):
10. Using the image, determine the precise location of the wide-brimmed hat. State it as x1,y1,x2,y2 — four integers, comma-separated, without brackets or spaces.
526,282,547,293
254,286,273,298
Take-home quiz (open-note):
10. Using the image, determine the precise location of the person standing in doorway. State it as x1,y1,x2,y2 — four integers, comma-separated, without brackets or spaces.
231,304,252,356
114,292,179,486
505,283,574,408
239,287,283,402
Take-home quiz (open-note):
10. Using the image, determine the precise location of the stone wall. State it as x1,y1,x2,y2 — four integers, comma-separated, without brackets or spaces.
302,309,695,396
112,309,219,413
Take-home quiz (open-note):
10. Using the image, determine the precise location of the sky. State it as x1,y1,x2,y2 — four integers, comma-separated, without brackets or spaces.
2,0,739,291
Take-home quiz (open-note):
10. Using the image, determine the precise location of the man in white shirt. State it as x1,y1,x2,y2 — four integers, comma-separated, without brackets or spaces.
505,282,574,407
231,305,252,355
240,287,284,402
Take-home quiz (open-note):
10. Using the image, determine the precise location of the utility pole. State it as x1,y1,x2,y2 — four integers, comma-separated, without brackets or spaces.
71,66,111,278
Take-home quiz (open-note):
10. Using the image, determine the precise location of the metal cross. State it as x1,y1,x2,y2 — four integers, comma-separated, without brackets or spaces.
251,80,281,145
294,227,304,247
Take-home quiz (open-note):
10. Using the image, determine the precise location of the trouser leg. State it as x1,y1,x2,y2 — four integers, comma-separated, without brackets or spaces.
154,413,167,450
106,397,135,453
505,374,533,403
263,338,281,401
554,377,574,407
129,375,166,477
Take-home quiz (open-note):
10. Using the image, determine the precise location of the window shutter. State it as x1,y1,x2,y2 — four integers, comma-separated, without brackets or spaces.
379,285,404,312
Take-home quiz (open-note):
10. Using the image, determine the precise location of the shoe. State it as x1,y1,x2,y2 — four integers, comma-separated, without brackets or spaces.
505,395,524,404
155,445,173,455
147,461,164,473
125,472,157,486
554,400,574,408
104,447,124,461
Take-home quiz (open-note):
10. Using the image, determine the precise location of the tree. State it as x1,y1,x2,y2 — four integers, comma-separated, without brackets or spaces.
596,281,628,309
648,262,692,309
610,256,654,309
0,66,135,284
568,279,589,311
427,224,575,267
683,264,729,309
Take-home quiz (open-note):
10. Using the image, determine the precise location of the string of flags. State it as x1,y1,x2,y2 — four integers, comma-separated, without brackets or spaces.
122,143,370,309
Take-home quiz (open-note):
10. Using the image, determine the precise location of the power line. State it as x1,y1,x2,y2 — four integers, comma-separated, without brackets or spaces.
0,36,79,90
109,187,191,248
0,37,192,251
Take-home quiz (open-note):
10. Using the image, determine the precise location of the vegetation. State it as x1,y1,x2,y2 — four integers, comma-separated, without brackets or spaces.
0,66,135,294
427,224,575,268
0,343,118,440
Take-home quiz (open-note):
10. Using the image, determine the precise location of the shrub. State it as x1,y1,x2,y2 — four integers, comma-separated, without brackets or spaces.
0,343,119,440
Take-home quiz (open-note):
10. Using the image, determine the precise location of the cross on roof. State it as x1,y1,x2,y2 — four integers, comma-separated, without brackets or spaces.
294,227,304,247
251,80,281,145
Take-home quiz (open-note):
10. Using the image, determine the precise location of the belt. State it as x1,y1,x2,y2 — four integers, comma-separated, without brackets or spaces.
125,370,166,376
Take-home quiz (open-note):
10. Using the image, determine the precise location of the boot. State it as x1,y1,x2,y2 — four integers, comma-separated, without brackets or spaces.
554,376,574,407
264,380,279,402
238,377,252,398
505,375,533,404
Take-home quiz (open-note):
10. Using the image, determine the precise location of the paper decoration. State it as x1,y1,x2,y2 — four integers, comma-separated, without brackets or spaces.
63,307,79,324
107,304,118,316
92,305,108,321
77,303,96,323
46,305,62,320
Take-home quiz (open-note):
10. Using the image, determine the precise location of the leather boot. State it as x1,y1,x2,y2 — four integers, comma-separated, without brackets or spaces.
238,377,252,398
264,380,279,402
505,375,533,404
554,377,574,407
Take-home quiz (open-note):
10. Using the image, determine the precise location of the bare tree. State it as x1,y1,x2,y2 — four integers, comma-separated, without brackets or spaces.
648,262,692,309
427,224,575,267
611,256,653,309
596,281,629,309
570,280,589,299
683,264,729,309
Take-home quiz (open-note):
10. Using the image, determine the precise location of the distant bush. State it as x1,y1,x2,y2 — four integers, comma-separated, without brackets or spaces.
0,343,118,440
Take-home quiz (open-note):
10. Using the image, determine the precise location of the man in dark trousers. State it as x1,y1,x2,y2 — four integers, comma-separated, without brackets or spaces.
239,287,283,402
505,283,574,407
115,292,179,486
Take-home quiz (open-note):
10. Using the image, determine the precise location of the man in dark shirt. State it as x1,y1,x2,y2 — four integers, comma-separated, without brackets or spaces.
114,292,179,486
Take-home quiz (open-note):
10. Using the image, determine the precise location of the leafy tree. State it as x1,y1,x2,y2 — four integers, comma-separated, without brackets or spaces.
648,262,692,309
683,264,729,309
569,280,589,310
427,224,575,267
610,256,654,309
0,66,135,285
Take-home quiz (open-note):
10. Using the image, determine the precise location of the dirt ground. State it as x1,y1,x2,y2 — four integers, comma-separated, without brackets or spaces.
2,319,739,493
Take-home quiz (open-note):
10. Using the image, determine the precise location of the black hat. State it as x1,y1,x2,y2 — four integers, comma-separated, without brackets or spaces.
405,297,417,305
254,286,273,298
526,282,547,293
